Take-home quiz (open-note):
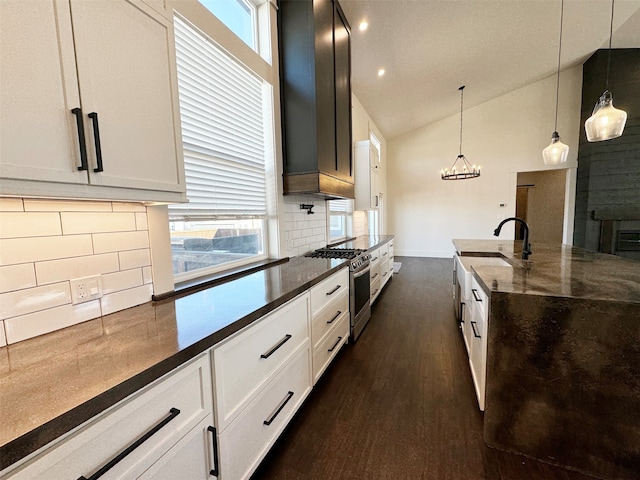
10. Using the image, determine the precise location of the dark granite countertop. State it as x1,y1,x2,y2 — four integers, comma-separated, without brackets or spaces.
453,239,640,304
0,255,348,470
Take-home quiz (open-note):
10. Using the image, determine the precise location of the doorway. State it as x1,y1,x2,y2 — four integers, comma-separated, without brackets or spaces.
515,170,567,244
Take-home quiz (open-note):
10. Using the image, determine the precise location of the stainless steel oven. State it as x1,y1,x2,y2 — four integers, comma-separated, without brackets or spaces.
306,247,371,341
349,253,371,341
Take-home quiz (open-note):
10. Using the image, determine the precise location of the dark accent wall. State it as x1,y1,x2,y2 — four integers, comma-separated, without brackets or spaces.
573,49,640,259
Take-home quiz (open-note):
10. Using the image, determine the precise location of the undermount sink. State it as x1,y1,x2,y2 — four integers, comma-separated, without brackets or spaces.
460,256,512,271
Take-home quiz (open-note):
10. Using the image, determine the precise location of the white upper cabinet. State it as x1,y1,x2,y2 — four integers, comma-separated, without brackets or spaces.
354,140,380,210
0,0,186,203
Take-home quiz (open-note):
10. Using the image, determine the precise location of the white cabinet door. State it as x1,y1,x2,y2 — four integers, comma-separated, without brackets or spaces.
0,0,86,185
0,0,185,202
139,416,217,480
70,0,185,193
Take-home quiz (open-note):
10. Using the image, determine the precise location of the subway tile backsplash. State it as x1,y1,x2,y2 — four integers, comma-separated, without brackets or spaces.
282,195,328,257
0,199,153,345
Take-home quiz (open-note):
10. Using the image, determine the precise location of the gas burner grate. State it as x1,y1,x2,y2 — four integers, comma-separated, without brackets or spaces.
305,248,366,259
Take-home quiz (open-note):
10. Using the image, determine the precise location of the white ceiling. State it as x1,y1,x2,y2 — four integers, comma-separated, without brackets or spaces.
339,0,640,140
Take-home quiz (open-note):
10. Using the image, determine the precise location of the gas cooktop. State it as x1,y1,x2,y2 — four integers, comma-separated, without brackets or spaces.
305,247,366,259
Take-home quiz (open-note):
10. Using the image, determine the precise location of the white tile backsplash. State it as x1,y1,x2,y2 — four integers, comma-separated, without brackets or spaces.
92,230,149,254
0,199,154,345
101,284,152,316
119,248,151,270
102,269,143,294
35,253,119,286
0,235,94,266
0,320,6,347
0,212,63,239
0,282,71,320
61,212,136,235
0,264,36,294
282,195,328,257
4,301,101,344
23,199,113,212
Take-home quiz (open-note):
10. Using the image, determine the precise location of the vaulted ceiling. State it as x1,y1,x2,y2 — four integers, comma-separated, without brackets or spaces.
339,0,640,140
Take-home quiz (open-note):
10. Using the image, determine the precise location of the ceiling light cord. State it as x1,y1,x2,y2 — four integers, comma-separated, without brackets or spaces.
606,0,615,91
459,85,464,155
553,0,565,132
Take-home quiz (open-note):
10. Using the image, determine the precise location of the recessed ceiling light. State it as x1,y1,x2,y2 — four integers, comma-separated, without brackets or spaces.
359,20,368,32
377,68,385,77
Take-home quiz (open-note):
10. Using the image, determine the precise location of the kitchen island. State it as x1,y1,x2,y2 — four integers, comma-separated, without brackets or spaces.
454,239,640,480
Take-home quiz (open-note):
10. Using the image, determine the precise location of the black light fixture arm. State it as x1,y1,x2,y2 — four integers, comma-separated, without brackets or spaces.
553,0,565,132
458,85,465,155
605,0,615,91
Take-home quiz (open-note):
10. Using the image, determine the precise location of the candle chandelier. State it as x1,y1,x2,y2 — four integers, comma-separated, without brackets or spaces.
441,86,480,180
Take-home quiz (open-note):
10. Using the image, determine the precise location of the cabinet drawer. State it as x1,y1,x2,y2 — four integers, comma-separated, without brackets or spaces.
5,354,212,480
379,243,390,262
370,248,381,267
311,289,349,349
312,311,349,383
218,346,311,480
380,259,390,285
388,242,394,258
369,261,381,286
213,293,309,431
310,268,348,317
371,276,381,302
469,277,488,317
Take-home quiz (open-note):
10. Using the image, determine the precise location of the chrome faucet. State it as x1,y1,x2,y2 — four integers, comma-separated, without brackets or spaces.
494,217,532,260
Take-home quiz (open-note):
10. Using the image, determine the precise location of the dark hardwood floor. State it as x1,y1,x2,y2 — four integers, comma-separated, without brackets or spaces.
252,257,596,480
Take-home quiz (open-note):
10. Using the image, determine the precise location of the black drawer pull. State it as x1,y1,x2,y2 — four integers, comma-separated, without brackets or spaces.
87,112,104,172
71,108,88,171
471,289,482,302
326,285,341,296
260,334,292,359
328,336,343,352
372,288,379,297
371,272,379,280
460,302,465,323
471,321,481,338
207,426,220,477
77,407,180,480
382,252,388,256
327,310,341,324
372,256,378,262
264,391,294,426
383,270,388,277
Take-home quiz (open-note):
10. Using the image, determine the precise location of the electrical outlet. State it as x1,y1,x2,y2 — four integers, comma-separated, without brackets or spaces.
71,276,103,305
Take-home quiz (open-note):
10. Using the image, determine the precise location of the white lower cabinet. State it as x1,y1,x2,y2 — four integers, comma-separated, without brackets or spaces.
217,346,311,480
468,277,489,411
312,310,349,382
139,415,217,480
3,353,212,480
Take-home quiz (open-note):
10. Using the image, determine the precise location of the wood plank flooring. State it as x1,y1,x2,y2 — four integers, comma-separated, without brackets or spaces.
252,257,597,480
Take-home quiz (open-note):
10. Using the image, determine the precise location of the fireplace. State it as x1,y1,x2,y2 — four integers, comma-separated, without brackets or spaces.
594,209,640,261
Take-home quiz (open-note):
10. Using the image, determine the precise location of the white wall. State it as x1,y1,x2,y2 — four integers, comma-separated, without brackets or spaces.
388,65,583,258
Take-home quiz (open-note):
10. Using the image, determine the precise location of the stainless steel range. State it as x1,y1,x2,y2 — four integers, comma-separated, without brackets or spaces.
306,247,371,341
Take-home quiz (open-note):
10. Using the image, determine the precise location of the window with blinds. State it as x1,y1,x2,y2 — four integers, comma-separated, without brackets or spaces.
169,15,271,280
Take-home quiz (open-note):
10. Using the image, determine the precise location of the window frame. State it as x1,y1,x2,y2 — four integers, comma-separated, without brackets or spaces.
169,1,277,283
326,199,353,244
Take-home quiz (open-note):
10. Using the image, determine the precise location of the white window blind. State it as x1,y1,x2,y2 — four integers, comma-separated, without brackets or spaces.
171,16,268,220
328,199,349,212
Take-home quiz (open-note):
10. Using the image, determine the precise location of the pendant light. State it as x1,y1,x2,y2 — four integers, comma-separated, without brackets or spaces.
542,0,569,165
584,0,627,142
441,86,480,180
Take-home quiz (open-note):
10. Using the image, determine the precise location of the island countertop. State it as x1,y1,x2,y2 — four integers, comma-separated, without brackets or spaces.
454,239,640,479
453,239,640,304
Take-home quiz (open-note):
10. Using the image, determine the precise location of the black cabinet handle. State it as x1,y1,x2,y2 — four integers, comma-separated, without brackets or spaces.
327,310,341,324
87,112,104,172
382,252,388,256
263,391,294,426
471,321,481,338
71,108,88,171
207,426,220,477
328,336,342,352
371,272,378,280
77,408,180,480
460,302,465,323
372,256,378,262
260,334,292,359
326,285,341,296
372,288,379,297
383,270,388,277
471,289,482,302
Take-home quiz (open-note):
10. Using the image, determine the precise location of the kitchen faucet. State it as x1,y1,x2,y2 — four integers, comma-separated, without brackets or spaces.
493,217,532,260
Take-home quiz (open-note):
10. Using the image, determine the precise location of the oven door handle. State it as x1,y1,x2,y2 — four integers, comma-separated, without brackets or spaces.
352,265,371,278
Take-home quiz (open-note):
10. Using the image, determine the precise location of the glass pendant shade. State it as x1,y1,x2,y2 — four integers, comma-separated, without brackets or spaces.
542,131,569,165
585,91,627,141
